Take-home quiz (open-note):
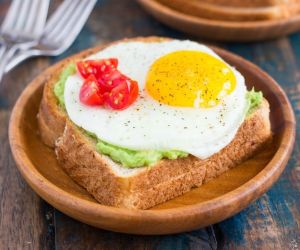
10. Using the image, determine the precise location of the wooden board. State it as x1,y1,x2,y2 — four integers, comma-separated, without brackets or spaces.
137,0,300,41
8,44,295,234
1,0,300,248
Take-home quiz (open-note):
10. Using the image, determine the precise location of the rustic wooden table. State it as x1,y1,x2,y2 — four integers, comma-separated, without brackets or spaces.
1,0,299,249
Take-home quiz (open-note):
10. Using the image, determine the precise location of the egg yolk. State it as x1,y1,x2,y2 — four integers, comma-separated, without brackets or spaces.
146,50,236,108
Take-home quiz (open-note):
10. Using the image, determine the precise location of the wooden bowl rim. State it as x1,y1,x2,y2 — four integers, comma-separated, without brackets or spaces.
9,45,295,228
137,0,300,29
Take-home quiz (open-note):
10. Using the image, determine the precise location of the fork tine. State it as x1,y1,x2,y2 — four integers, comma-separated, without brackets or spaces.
1,0,22,32
49,0,86,42
33,0,50,37
25,0,49,39
13,0,32,33
45,0,81,41
54,0,97,46
42,0,74,37
4,0,96,73
23,0,40,35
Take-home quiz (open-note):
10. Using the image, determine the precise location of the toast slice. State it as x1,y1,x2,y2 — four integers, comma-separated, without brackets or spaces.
37,37,272,209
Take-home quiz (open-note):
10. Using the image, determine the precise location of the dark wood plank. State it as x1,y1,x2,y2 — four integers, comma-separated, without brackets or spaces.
0,108,54,249
1,0,300,248
216,38,300,249
0,2,55,246
54,211,217,250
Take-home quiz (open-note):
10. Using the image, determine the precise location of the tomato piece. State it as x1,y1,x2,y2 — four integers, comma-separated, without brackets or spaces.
107,58,118,68
127,80,139,105
98,60,118,75
98,70,128,92
104,82,130,110
77,60,98,79
79,75,104,105
101,69,122,81
104,80,139,110
77,58,138,110
77,59,118,79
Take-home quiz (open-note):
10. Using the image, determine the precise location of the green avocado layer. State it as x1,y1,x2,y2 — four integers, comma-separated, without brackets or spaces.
54,64,262,168
246,88,263,115
54,63,77,107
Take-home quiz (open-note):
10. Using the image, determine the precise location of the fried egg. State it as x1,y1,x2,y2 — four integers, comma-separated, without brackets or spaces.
64,40,248,159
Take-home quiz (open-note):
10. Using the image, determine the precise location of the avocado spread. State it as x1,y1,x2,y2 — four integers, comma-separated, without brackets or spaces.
54,63,77,107
54,64,262,168
246,88,263,115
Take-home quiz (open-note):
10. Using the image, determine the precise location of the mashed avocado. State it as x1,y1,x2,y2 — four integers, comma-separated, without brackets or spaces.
54,64,262,168
246,88,263,116
54,63,76,108
96,139,187,168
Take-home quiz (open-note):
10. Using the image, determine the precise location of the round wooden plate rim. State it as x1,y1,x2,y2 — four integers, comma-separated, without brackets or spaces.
137,0,300,28
9,45,295,231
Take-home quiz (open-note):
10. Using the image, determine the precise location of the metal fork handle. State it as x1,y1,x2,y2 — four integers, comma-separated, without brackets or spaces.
5,48,39,73
0,45,6,59
4,39,41,73
0,43,21,83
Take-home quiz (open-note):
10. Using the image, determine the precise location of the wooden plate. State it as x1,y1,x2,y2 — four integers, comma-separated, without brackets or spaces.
137,0,300,41
9,45,295,235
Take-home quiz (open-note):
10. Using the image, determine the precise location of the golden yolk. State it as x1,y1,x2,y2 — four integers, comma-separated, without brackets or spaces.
146,50,236,108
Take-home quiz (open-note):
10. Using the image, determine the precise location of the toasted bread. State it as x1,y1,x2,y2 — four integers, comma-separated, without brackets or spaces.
37,37,272,209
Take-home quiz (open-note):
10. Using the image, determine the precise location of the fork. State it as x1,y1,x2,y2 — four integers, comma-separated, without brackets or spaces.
0,0,49,83
5,0,98,73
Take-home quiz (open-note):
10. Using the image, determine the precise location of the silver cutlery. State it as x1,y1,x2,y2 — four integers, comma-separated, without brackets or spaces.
0,0,49,83
5,0,98,73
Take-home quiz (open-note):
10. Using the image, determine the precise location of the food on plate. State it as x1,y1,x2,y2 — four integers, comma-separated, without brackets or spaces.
38,37,272,209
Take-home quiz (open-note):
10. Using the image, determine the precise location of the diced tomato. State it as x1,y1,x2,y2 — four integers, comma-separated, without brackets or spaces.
98,70,128,92
77,60,98,79
127,80,139,106
101,69,122,82
107,58,118,68
77,59,118,79
104,80,139,110
98,60,118,75
77,58,139,110
79,75,104,105
104,82,130,110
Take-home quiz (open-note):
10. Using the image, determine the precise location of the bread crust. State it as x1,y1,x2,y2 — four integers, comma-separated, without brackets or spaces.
38,37,272,209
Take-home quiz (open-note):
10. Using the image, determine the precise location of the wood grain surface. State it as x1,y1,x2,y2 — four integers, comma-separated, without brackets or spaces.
1,0,300,249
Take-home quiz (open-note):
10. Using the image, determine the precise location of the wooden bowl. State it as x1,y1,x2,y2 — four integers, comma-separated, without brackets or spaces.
9,45,295,235
137,0,300,41
156,0,300,22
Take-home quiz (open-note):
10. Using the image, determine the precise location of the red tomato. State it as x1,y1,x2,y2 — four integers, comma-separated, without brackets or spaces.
101,69,122,81
98,70,128,92
77,60,98,79
77,58,139,109
104,80,139,110
79,75,104,105
104,82,130,110
107,58,118,68
127,80,139,105
77,59,118,79
98,59,118,75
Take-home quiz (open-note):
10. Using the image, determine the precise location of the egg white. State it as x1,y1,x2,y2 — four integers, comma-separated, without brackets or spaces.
64,40,248,159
